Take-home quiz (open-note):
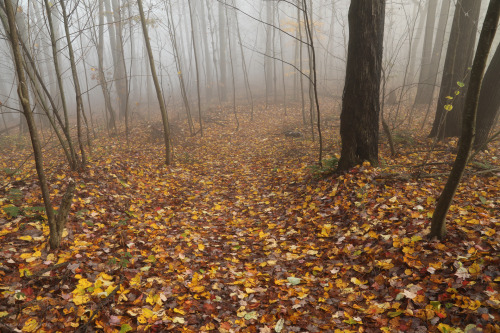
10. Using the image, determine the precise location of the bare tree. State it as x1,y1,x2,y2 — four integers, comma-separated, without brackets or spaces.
3,0,76,250
137,0,171,165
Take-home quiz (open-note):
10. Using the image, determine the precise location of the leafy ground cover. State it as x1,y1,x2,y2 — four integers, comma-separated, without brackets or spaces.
0,105,499,332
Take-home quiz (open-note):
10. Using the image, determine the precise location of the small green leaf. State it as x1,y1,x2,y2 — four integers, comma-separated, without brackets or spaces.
444,104,453,112
119,324,133,333
430,301,441,310
445,96,453,100
457,81,465,88
455,90,460,95
479,196,487,205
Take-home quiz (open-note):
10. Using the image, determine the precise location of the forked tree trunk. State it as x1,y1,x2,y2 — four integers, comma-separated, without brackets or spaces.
3,0,75,250
337,0,385,171
430,0,500,239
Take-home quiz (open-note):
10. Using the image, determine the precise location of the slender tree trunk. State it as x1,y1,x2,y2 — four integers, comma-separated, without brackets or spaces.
188,0,203,136
97,0,117,131
112,0,130,142
233,0,254,120
219,2,227,102
430,0,481,139
430,0,500,239
137,0,171,165
42,0,79,170
414,0,438,105
297,2,306,124
225,1,239,130
199,1,213,101
59,0,86,167
474,43,500,150
166,2,194,135
4,0,75,250
206,0,222,104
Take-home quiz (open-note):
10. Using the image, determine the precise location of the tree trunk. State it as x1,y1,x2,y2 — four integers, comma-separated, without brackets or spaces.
337,0,385,172
430,0,481,139
137,0,171,165
413,0,438,105
3,0,75,250
97,0,117,131
429,0,500,240
474,43,500,150
59,0,86,167
198,1,213,101
42,0,80,170
218,2,227,102
188,0,203,136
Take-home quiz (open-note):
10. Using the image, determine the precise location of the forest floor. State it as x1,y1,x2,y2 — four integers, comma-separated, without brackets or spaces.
0,104,499,333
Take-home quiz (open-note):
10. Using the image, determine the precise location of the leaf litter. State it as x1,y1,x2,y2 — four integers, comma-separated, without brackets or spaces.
0,104,499,332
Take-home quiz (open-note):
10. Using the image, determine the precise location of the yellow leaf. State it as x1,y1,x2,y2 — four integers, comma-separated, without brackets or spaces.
22,318,38,332
76,278,93,289
437,323,452,333
174,308,185,315
72,294,90,305
191,285,205,293
18,236,33,241
484,228,495,236
198,243,205,251
173,317,185,324
130,273,141,286
20,253,32,259
0,311,8,318
468,262,481,275
142,308,154,318
351,277,367,285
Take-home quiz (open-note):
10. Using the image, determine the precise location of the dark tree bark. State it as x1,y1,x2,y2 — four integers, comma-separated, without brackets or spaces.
429,0,481,139
430,0,500,240
337,0,385,171
474,43,500,150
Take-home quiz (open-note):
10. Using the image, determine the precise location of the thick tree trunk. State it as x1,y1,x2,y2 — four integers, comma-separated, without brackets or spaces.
430,0,481,139
430,0,500,240
337,0,385,171
474,43,500,150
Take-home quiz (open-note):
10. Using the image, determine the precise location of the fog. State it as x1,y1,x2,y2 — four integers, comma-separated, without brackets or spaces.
0,0,495,131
